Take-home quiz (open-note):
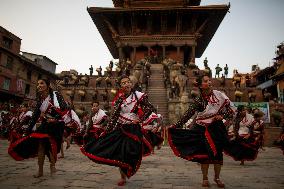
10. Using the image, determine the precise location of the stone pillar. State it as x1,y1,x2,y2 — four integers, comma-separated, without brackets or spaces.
147,15,152,35
162,46,166,59
119,46,124,62
177,46,181,63
133,46,137,64
190,46,196,63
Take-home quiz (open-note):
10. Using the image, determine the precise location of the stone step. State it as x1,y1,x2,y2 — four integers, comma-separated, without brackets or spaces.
149,83,164,86
149,97,167,99
149,78,164,80
150,98,167,100
148,89,167,91
151,103,168,105
148,85,165,88
149,93,166,95
149,81,164,83
149,99,168,102
149,80,163,82
147,64,168,122
151,102,167,105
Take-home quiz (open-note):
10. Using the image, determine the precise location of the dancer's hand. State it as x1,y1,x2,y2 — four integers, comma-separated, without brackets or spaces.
47,118,56,123
83,133,88,139
244,134,250,139
152,127,158,133
21,125,31,136
99,131,106,137
132,120,140,124
214,115,223,121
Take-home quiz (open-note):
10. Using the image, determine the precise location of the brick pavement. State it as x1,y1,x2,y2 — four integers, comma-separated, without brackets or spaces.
0,140,284,189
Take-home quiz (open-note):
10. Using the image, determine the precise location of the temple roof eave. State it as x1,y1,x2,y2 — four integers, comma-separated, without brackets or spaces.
119,35,197,46
87,5,229,58
88,5,229,12
88,10,119,58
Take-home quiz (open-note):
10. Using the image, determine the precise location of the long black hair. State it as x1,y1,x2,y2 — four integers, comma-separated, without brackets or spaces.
194,70,210,89
117,74,130,87
35,79,53,100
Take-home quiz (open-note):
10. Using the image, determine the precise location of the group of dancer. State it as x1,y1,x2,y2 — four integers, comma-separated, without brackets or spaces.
1,72,283,188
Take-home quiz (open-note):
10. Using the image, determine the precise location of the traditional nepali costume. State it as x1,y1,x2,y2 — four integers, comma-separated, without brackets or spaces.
81,91,156,178
9,111,33,143
84,109,108,144
62,109,81,139
142,112,164,148
168,90,236,164
8,91,67,161
73,120,87,146
225,113,260,161
253,119,265,149
0,113,11,140
274,126,284,155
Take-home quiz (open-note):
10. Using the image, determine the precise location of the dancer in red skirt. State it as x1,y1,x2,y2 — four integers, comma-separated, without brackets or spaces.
142,112,164,153
81,75,156,186
83,101,108,143
226,105,260,165
8,79,68,178
168,72,246,188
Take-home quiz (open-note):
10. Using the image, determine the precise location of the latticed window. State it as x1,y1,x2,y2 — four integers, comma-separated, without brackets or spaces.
27,70,32,80
25,84,30,95
2,77,11,90
2,37,13,49
6,56,13,70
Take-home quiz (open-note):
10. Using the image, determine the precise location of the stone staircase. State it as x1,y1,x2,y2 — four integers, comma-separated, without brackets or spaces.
147,64,169,124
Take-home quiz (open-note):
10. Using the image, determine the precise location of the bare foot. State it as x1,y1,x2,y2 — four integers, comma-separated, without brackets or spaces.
50,165,57,176
33,172,43,178
66,144,70,150
214,178,225,188
202,180,210,187
117,178,126,186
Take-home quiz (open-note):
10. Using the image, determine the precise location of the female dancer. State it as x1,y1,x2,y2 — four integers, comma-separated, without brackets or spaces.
9,103,33,143
83,101,108,143
81,75,156,186
8,79,67,178
226,105,260,165
73,112,89,146
142,112,164,152
60,108,81,158
252,110,265,150
168,72,236,188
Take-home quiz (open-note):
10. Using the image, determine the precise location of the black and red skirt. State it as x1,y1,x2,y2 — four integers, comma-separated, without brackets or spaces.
273,134,284,155
80,123,151,178
143,130,164,148
8,121,64,161
168,120,228,164
0,124,10,140
72,131,84,146
224,136,259,161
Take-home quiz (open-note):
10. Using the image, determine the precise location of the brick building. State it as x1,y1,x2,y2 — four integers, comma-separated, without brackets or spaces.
0,26,58,103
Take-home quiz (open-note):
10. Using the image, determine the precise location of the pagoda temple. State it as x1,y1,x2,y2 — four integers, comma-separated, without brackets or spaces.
87,0,229,65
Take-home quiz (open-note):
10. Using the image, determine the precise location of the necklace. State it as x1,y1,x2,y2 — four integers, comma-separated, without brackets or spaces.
123,93,136,106
93,111,99,123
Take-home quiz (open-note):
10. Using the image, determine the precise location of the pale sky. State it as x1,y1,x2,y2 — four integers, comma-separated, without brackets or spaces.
0,0,283,77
